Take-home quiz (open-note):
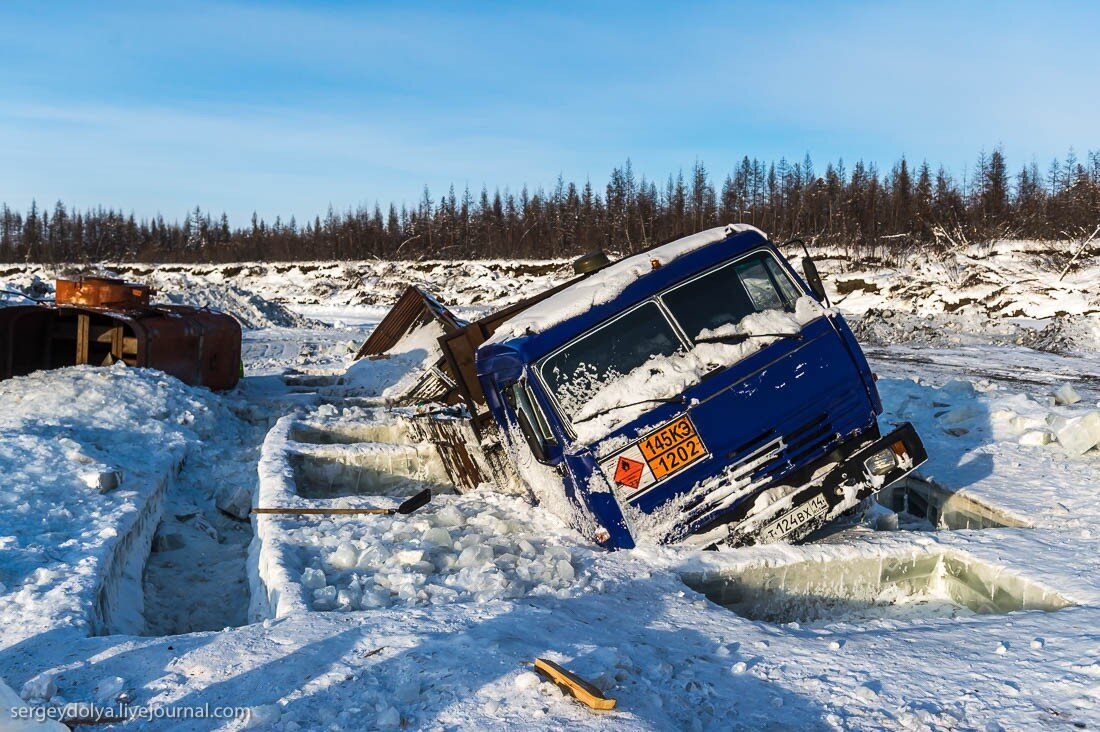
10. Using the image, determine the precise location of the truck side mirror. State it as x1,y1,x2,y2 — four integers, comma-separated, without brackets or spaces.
801,256,829,303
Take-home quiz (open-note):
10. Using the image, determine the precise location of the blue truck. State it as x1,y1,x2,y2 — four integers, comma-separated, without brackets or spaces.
429,224,926,550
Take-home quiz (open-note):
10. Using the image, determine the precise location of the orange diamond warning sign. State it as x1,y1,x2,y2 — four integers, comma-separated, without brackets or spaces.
613,456,645,490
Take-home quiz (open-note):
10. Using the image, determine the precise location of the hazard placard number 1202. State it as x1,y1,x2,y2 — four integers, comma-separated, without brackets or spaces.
638,416,707,480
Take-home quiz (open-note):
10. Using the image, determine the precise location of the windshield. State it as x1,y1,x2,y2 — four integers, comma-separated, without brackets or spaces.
537,249,808,437
539,301,684,420
662,252,800,341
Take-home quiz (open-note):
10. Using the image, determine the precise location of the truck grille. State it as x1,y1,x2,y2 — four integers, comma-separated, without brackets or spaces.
681,391,870,527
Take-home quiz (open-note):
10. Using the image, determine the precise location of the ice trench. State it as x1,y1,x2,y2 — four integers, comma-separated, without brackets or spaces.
285,421,452,500
802,476,1031,543
249,411,460,621
872,477,1031,532
682,549,1073,626
90,405,272,638
140,418,268,635
683,478,1066,627
99,398,1053,636
90,387,453,636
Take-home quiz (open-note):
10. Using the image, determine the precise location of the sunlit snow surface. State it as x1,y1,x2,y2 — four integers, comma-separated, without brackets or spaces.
0,242,1098,730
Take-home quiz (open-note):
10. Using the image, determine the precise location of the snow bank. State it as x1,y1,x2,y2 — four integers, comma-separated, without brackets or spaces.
147,272,313,329
0,366,238,647
828,240,1099,321
850,308,1100,355
5,258,580,328
250,414,309,620
829,240,1099,354
0,267,311,329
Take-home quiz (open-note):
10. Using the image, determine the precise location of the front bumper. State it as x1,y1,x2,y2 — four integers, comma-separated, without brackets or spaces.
720,422,928,547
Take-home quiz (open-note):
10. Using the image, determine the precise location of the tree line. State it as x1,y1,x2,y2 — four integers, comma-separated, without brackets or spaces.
3,147,1099,264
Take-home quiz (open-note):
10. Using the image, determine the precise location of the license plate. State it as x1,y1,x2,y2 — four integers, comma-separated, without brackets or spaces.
759,493,830,543
638,416,707,480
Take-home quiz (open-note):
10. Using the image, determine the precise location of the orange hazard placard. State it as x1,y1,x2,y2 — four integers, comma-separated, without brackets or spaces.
638,416,707,480
613,456,645,490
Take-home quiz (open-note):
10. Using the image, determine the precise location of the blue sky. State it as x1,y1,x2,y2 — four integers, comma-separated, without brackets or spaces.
1,1,1097,223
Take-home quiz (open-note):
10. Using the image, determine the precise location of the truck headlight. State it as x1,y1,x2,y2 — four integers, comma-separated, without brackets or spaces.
864,448,897,476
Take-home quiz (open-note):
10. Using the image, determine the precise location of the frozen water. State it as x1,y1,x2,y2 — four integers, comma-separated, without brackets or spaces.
1055,412,1100,455
422,527,453,548
683,550,1072,626
1018,430,1053,446
215,482,253,520
20,672,57,701
289,447,447,499
271,490,589,613
301,568,327,590
1054,384,1082,405
329,543,359,571
244,704,282,728
290,422,413,446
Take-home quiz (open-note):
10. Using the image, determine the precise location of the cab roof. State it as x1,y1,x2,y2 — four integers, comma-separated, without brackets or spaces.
477,225,772,380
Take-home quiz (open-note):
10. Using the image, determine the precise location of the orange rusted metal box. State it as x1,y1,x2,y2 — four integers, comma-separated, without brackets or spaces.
55,277,152,308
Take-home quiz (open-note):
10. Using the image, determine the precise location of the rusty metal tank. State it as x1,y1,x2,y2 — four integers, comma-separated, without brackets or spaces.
0,277,242,390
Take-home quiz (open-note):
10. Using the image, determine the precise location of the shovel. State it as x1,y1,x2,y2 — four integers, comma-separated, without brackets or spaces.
252,488,432,517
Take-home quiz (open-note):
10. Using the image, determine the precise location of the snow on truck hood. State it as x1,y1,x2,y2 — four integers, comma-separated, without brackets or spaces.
485,223,766,345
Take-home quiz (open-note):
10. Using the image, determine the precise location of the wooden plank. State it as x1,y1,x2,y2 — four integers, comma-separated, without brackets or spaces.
111,325,124,362
405,417,486,493
533,658,617,711
439,326,485,417
75,314,89,365
91,325,116,342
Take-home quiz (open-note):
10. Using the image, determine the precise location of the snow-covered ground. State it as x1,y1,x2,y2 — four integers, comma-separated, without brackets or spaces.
0,240,1097,730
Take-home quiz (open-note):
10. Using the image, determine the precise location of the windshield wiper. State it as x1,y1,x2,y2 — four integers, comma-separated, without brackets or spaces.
694,331,803,345
573,394,688,424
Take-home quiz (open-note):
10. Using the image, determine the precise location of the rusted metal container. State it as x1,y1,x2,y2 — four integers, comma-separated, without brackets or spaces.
0,279,242,390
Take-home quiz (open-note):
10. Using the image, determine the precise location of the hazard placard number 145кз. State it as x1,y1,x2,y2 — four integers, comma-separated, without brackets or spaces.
599,415,709,502
639,416,707,479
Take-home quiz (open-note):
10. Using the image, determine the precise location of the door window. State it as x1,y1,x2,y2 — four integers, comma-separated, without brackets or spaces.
662,252,803,340
539,301,684,420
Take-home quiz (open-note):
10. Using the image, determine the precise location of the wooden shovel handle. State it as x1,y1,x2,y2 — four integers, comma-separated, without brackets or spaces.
251,507,393,515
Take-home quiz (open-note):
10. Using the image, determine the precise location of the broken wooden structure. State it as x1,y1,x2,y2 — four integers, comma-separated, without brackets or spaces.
349,255,612,492
355,258,611,429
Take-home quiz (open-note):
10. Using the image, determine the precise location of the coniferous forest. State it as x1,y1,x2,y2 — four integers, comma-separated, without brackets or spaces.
4,148,1100,264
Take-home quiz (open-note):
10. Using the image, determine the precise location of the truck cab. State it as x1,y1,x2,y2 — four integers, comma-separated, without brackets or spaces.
476,225,926,550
